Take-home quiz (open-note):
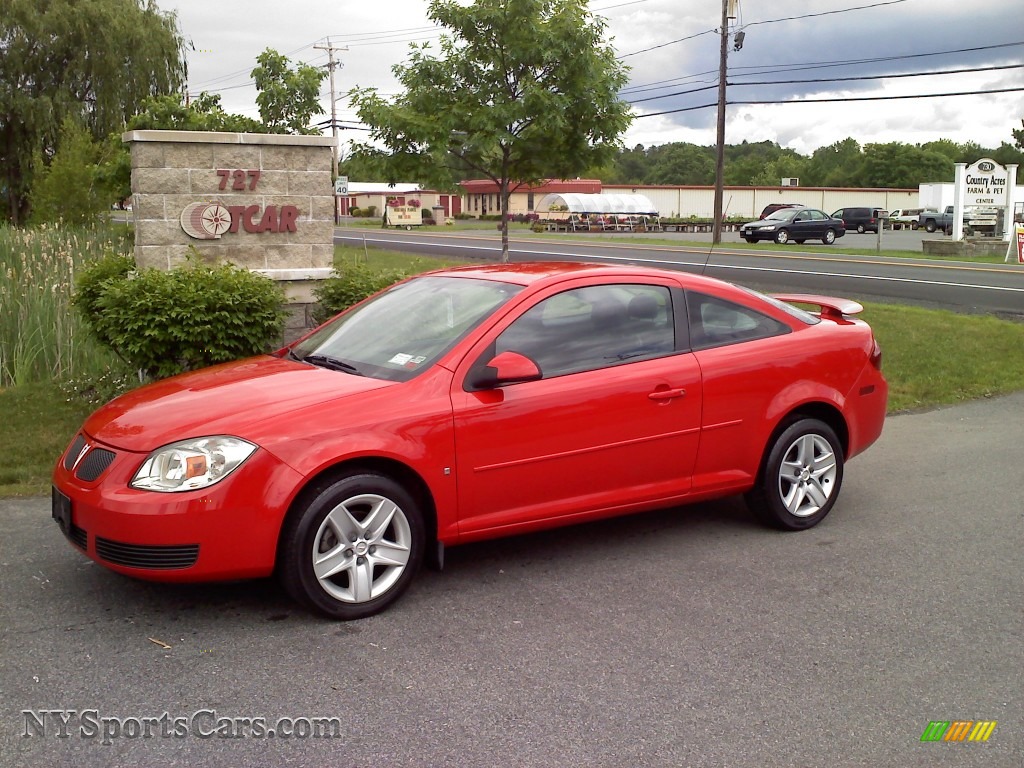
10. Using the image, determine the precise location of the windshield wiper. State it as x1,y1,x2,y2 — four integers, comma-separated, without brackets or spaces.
301,354,364,376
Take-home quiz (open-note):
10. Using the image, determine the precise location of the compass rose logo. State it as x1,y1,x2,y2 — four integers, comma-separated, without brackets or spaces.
180,202,233,239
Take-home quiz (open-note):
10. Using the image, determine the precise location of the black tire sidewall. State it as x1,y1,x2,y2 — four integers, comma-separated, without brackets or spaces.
279,473,425,619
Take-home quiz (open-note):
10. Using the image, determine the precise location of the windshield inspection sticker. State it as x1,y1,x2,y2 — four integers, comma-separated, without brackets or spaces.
388,354,428,368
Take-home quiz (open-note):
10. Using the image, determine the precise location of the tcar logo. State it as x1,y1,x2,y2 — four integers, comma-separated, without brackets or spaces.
180,202,232,240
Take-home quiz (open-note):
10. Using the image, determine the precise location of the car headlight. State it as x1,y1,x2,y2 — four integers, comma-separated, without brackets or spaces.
131,436,257,492
758,225,777,231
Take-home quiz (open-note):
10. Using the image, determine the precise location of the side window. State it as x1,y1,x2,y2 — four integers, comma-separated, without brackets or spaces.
495,284,675,378
686,292,790,349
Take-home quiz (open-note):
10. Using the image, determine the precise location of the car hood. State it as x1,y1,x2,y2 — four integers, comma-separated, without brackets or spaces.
84,355,394,452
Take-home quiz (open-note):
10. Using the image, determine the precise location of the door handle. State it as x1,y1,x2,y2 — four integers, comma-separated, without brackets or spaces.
648,387,686,401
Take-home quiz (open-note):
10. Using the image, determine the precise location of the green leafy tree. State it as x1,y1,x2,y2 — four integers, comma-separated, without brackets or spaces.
802,138,863,187
251,49,326,134
98,93,269,202
28,119,119,225
350,0,632,261
0,0,186,224
648,143,714,186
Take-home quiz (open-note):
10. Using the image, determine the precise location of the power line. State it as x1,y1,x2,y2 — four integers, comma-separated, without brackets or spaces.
635,85,1024,118
742,0,909,28
627,62,1024,104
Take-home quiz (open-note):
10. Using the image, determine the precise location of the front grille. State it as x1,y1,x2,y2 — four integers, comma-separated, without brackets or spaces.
68,523,88,550
63,435,86,470
95,537,199,570
75,448,116,482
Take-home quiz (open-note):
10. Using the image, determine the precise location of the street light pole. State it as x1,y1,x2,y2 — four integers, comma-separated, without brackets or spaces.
712,0,730,245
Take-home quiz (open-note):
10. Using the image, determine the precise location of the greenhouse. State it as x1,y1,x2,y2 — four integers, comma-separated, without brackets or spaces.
535,193,661,232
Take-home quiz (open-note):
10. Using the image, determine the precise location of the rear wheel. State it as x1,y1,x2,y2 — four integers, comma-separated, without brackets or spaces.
774,229,790,244
822,229,837,244
924,220,937,233
746,418,844,530
279,472,425,619
856,224,866,234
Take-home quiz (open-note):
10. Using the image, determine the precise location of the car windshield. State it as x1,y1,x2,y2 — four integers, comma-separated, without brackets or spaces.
291,275,523,382
765,208,799,222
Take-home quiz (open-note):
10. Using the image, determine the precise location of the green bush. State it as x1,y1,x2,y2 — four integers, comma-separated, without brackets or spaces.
76,257,287,380
312,265,410,325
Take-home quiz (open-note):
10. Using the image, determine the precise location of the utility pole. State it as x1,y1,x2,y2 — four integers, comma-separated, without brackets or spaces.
313,38,348,177
314,38,348,224
712,0,736,245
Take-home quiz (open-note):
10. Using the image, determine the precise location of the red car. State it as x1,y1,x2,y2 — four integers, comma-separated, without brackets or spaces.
52,262,887,619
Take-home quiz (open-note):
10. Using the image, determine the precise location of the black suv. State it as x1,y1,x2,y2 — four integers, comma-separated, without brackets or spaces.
831,207,885,234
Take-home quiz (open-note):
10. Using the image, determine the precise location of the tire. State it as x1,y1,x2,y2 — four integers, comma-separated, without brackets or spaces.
743,236,757,243
911,222,919,230
405,225,412,231
795,239,806,244
944,225,953,236
856,224,866,234
279,472,425,619
822,228,837,245
924,220,937,233
745,418,844,531
774,229,790,244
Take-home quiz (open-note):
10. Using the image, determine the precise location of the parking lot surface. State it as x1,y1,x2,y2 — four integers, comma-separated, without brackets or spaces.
1,393,1021,767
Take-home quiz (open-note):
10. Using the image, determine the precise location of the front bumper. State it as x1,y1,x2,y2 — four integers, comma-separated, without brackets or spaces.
52,432,304,582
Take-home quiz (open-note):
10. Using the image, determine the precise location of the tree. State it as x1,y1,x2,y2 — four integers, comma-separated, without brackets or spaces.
0,0,186,224
350,0,632,261
251,49,326,135
28,118,119,225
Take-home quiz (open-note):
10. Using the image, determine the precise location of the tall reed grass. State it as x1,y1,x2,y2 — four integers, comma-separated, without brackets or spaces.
0,223,129,388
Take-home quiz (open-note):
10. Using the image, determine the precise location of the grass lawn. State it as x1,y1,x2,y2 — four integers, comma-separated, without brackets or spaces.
4,247,1022,498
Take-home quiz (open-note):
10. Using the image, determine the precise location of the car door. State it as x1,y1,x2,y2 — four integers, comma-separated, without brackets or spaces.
450,280,702,538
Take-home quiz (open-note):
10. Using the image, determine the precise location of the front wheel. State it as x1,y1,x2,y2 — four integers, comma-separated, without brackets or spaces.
822,228,837,244
774,229,790,244
745,418,844,530
279,472,425,619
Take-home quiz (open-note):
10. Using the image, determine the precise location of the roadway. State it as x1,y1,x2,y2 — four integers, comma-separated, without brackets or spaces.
335,225,1024,319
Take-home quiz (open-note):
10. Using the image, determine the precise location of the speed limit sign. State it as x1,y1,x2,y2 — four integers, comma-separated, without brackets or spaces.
334,176,349,195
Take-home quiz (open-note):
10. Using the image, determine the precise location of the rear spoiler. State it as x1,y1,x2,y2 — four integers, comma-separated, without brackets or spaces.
772,293,863,320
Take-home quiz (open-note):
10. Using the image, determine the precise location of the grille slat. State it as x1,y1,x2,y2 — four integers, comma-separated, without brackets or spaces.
68,523,88,550
63,435,86,470
75,448,116,482
95,537,199,570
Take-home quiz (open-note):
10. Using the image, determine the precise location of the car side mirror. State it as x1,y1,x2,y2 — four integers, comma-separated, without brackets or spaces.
467,350,542,390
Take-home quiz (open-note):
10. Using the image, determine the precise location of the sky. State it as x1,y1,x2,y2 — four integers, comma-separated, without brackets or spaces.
166,0,1024,159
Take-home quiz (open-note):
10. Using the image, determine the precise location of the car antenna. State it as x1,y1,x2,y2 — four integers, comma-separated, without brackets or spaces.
701,194,732,276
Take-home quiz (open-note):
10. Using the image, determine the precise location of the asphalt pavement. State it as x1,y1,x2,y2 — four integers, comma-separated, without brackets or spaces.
1,392,1021,767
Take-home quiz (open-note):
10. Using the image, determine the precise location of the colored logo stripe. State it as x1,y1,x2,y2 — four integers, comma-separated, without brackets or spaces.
921,721,996,742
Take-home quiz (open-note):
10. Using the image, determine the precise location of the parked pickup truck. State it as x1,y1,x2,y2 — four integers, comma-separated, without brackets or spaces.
918,206,954,233
918,206,1001,235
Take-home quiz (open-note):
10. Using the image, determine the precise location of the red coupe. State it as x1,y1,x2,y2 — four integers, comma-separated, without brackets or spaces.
52,262,887,619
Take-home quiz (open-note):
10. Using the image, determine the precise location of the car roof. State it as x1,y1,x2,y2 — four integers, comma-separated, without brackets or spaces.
422,260,735,293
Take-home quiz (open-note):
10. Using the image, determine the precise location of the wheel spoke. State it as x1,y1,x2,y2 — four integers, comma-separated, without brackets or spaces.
326,505,361,542
351,558,374,602
313,544,353,581
372,540,410,568
805,480,829,508
780,459,803,483
783,482,805,513
364,498,399,541
796,435,815,465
